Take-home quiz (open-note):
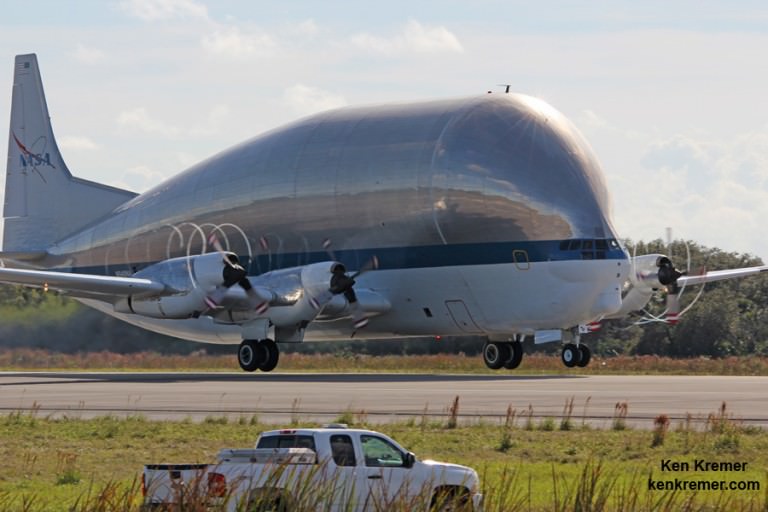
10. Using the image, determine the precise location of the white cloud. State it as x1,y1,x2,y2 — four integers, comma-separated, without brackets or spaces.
295,19,319,37
579,110,609,130
641,135,714,176
119,0,208,21
176,152,201,168
351,19,464,56
58,136,99,151
117,107,180,138
119,165,169,192
201,26,276,59
189,104,231,136
72,44,106,65
283,84,347,116
609,128,768,257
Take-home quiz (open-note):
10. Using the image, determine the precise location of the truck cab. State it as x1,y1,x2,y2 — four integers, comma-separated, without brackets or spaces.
142,425,483,511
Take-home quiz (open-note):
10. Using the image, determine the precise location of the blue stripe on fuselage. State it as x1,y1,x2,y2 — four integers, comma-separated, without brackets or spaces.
74,239,627,277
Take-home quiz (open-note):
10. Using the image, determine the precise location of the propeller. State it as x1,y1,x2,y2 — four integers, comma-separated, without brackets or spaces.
203,232,269,315
314,238,380,333
657,256,684,324
631,235,705,325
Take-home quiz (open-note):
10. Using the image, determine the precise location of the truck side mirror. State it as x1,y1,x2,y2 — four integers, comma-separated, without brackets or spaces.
403,452,416,468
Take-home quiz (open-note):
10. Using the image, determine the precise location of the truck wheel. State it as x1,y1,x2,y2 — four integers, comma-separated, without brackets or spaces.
246,499,286,512
431,487,471,512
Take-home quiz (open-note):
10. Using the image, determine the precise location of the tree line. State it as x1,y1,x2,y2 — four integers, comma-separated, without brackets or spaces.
1,239,767,358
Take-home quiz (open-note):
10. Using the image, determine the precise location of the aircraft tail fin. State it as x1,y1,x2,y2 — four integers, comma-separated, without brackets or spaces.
3,53,137,252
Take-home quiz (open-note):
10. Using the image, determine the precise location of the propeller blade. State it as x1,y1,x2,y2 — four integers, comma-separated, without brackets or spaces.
207,231,225,253
349,301,369,338
665,287,681,324
204,286,227,310
310,290,334,311
322,237,337,261
350,255,379,279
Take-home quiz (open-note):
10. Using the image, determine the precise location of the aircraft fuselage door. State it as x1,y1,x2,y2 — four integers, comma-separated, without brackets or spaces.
445,300,483,333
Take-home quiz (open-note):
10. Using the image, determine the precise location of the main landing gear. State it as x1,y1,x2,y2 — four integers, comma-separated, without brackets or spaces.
561,343,591,368
238,339,279,372
482,341,524,370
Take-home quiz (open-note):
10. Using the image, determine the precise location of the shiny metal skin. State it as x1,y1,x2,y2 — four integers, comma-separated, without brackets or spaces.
53,93,620,275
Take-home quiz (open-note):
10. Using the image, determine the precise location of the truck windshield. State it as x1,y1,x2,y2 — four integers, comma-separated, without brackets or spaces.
257,434,316,451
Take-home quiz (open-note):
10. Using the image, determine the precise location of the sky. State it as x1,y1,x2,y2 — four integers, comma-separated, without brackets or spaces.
1,0,768,259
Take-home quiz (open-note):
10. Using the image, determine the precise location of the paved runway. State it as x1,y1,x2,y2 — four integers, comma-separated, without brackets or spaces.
1,372,766,429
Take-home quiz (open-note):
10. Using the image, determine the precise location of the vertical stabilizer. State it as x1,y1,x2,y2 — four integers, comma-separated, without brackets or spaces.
4,54,136,252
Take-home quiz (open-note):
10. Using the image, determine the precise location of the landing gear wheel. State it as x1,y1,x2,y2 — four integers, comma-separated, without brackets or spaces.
258,339,280,372
561,343,582,368
576,344,591,367
483,342,511,370
503,342,524,370
238,339,265,372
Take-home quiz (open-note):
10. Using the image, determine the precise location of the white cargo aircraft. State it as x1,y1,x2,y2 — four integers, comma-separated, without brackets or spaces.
2,54,766,372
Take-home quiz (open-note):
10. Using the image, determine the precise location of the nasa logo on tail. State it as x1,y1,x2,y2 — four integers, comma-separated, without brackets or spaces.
12,132,56,182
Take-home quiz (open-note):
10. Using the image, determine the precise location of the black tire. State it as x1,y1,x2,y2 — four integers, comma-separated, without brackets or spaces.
561,343,582,368
431,487,471,512
238,339,266,372
246,495,289,512
258,339,280,372
247,488,293,512
503,342,524,370
483,342,510,370
577,344,591,367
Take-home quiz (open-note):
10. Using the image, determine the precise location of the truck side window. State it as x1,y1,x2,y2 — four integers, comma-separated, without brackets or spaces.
330,435,356,467
360,435,404,467
257,435,316,451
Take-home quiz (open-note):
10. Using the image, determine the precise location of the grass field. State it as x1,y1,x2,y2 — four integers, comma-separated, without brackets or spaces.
0,404,766,511
3,348,768,375
1,350,767,510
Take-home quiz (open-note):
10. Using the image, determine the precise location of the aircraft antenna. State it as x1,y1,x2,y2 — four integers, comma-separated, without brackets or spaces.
497,84,511,93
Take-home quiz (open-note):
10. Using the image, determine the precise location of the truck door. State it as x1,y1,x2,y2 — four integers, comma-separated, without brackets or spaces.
358,434,411,508
328,434,359,508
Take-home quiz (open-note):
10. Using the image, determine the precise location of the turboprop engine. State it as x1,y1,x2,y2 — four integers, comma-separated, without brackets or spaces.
607,253,687,321
224,261,363,326
114,252,270,319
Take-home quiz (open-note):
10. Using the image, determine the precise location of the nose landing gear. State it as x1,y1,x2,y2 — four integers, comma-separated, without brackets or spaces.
561,343,591,368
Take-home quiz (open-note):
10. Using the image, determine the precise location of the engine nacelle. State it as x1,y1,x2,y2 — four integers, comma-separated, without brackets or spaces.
629,254,669,291
266,262,339,327
605,253,675,319
114,253,233,319
218,261,338,326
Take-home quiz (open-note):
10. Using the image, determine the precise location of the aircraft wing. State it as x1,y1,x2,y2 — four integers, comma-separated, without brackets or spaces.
0,267,166,296
677,265,768,286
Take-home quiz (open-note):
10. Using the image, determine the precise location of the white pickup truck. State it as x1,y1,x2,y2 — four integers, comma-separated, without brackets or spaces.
141,425,483,511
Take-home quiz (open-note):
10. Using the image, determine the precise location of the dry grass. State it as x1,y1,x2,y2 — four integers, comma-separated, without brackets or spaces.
0,408,765,511
2,349,768,375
